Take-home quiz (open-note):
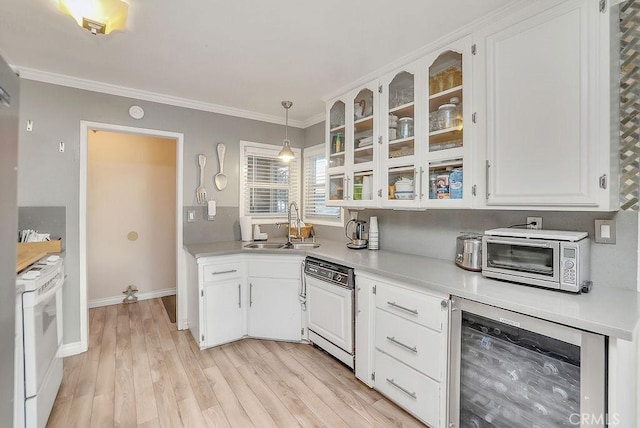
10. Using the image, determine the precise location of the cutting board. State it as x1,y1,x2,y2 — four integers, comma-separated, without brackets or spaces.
16,246,46,273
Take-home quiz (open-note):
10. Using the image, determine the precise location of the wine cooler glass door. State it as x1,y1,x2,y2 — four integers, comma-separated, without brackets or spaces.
449,297,605,428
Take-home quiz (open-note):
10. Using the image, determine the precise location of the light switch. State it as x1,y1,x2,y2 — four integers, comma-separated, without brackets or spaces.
594,219,615,244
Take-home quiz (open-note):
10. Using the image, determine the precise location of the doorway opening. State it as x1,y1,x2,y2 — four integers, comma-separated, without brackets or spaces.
77,121,184,354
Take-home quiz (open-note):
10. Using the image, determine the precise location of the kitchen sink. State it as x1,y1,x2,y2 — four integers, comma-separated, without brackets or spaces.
243,242,320,250
289,243,320,249
243,242,287,249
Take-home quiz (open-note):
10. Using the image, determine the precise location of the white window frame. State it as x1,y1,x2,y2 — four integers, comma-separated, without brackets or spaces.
239,140,301,224
302,144,343,227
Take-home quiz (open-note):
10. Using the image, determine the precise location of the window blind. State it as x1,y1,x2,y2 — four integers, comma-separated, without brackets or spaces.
241,143,299,219
303,145,341,223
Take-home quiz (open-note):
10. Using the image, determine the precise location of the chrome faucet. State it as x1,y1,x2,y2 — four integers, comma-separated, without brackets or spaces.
286,201,301,247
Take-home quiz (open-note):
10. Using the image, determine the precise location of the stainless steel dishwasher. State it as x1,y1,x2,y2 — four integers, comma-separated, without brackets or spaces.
449,297,606,428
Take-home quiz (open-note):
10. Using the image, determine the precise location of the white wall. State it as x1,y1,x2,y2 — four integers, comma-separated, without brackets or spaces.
87,131,176,301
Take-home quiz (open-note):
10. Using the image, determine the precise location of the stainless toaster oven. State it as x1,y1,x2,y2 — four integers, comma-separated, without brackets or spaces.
482,228,590,293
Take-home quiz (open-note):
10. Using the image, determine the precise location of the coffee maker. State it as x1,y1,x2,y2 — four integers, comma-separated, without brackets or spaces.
345,219,368,249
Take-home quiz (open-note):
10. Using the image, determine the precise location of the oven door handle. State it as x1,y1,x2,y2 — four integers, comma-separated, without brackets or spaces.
484,236,553,248
33,278,63,305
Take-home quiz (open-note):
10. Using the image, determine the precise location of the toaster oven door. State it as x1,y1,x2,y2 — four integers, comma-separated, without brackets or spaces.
483,237,560,285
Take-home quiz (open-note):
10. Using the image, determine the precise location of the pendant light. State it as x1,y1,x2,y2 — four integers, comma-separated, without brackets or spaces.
278,101,295,163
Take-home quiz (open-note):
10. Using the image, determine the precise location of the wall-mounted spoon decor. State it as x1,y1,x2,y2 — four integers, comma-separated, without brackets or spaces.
214,143,227,190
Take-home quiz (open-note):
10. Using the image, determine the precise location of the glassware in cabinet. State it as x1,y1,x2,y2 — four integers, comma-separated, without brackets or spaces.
329,100,346,168
328,174,346,202
387,71,416,160
428,51,464,153
353,88,375,165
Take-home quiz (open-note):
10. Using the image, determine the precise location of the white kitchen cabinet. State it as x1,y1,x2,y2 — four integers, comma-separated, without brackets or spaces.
247,255,304,342
355,274,375,387
475,0,618,210
190,255,245,349
356,271,449,427
203,278,245,347
379,61,421,209
189,254,305,349
420,36,475,209
326,80,379,208
326,35,477,211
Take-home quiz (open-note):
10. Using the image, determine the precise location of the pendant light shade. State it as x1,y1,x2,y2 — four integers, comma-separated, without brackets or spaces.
278,101,295,162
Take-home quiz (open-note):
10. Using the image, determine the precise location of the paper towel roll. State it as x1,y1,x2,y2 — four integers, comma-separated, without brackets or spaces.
240,216,253,241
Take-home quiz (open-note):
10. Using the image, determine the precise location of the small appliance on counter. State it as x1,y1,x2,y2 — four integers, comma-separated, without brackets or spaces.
455,233,482,271
482,228,590,293
345,219,367,249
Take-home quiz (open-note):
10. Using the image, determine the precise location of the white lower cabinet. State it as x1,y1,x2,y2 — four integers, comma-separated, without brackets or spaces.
247,278,302,341
355,274,375,386
188,253,304,350
204,278,245,347
374,351,441,427
358,271,449,427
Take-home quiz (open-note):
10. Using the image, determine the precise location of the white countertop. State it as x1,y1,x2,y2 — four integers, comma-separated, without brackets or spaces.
185,240,640,340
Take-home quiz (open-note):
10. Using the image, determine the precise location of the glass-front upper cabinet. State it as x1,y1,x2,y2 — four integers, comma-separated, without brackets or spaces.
349,82,378,207
326,99,348,205
380,62,421,208
420,36,473,208
328,100,346,169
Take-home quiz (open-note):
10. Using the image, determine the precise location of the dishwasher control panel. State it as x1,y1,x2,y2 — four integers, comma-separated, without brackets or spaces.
304,257,354,289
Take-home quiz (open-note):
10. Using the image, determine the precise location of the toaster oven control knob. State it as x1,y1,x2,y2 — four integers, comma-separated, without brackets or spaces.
564,260,575,269
334,274,343,283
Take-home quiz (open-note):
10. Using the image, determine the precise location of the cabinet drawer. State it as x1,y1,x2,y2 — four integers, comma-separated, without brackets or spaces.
375,309,441,380
375,282,444,331
248,258,301,279
202,263,243,282
374,350,439,427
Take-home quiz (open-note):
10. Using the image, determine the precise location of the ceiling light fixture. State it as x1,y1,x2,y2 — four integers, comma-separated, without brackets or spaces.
59,0,129,35
278,101,295,163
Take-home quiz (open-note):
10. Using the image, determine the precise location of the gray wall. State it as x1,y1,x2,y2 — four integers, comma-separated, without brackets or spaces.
359,209,638,291
17,79,304,344
0,55,18,427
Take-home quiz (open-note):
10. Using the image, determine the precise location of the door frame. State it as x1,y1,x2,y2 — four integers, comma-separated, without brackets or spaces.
78,121,184,353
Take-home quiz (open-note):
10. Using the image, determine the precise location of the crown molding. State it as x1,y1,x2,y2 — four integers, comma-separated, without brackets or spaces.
300,112,326,128
16,66,310,128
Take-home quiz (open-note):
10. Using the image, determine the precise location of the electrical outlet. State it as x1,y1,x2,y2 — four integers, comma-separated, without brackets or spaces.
527,216,543,230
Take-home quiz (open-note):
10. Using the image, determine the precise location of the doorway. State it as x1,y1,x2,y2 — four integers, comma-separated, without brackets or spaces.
87,130,176,308
78,121,184,354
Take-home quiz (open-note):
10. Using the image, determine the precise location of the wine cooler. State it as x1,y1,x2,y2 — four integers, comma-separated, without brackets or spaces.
449,297,606,428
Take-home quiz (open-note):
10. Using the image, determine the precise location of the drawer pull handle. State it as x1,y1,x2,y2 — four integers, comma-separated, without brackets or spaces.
387,301,418,315
386,378,417,399
210,269,237,276
386,336,418,353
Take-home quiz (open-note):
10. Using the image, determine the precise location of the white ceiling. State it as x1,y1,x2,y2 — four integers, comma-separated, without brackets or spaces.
0,0,511,126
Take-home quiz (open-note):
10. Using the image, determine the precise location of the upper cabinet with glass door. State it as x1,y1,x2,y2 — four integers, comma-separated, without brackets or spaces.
379,63,421,208
326,81,379,208
421,36,474,208
350,85,377,207
326,99,348,206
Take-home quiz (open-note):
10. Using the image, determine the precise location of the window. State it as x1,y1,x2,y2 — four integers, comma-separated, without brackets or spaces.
303,144,342,226
240,141,300,222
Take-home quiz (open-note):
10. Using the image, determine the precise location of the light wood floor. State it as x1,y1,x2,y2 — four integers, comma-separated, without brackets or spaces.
47,298,424,427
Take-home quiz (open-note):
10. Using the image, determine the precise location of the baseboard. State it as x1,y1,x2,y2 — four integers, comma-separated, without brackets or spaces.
88,287,176,309
59,341,87,357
